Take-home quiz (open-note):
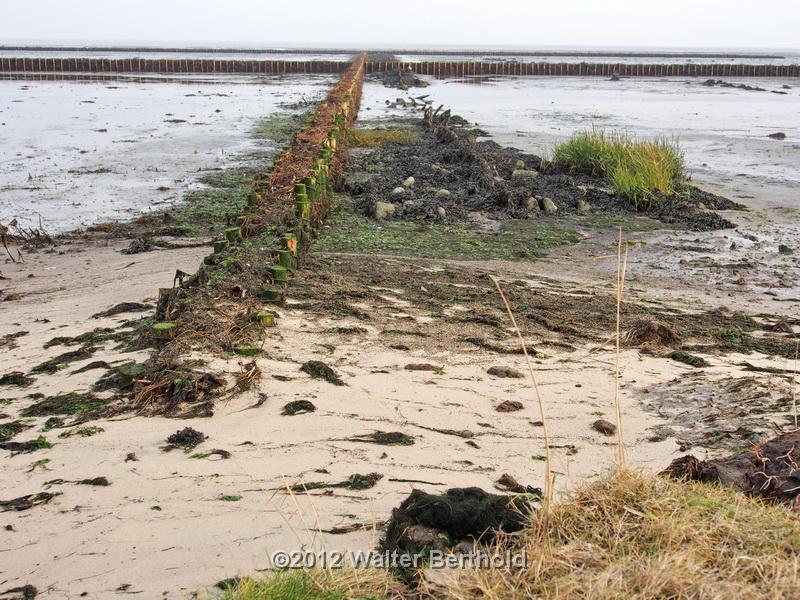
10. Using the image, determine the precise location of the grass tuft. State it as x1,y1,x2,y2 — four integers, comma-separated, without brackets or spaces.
553,129,685,208
220,569,400,600
348,128,419,148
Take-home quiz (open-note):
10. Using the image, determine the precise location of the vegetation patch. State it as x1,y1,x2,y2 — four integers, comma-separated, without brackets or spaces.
348,128,420,148
316,198,579,260
552,128,685,208
20,392,107,417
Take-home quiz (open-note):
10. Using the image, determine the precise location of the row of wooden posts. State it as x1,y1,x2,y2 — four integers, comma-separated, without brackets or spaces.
1,56,797,78
150,56,366,344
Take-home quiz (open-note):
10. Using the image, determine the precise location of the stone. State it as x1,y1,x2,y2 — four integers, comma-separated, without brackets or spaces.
592,419,617,436
768,132,787,140
402,200,416,209
373,201,396,220
512,169,539,179
435,188,451,198
526,197,540,211
515,159,526,169
467,211,485,223
539,197,558,213
436,206,447,218
403,176,415,188
577,198,592,213
496,400,524,413
391,186,406,196
487,366,524,379
431,163,442,172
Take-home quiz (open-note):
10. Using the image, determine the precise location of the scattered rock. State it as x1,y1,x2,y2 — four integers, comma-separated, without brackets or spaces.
592,419,617,436
511,169,539,179
525,197,540,211
487,366,524,379
514,159,526,169
539,197,558,213
767,132,787,140
403,176,415,188
778,244,793,255
373,201,397,220
496,400,524,413
577,198,592,213
436,206,447,218
391,186,406,196
435,188,451,198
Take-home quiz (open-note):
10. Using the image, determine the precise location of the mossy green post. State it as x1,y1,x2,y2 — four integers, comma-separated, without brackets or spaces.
262,285,286,305
224,226,242,244
152,322,176,340
213,239,228,254
268,265,288,285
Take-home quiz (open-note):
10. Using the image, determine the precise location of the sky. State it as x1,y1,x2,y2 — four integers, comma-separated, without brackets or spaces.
2,0,799,50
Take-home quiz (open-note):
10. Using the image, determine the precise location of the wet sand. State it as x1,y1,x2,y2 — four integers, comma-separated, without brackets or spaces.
0,74,333,232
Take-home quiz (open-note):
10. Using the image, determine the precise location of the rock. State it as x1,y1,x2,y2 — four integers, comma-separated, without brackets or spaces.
431,163,442,172
697,202,706,210
402,200,416,210
515,159,526,169
373,201,396,220
403,176,415,188
467,211,485,223
395,97,406,106
610,73,621,81
487,366,524,379
496,400,524,413
526,197,540,211
436,206,447,219
577,198,592,213
539,197,558,213
512,169,539,179
435,188,451,198
778,244,794,255
391,186,406,196
768,132,787,140
592,419,617,436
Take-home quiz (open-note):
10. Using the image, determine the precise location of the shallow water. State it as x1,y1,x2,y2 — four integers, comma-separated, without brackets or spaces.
0,74,334,232
360,76,800,194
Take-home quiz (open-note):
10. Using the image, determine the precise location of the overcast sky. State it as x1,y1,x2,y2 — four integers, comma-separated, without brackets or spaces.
2,0,798,50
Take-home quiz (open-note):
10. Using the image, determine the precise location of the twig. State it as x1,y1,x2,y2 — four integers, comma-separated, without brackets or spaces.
490,275,553,510
614,228,629,467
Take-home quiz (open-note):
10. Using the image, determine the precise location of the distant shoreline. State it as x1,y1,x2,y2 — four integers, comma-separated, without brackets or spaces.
0,45,787,59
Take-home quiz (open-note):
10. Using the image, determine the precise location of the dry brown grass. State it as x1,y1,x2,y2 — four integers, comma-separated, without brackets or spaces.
441,470,800,600
348,128,420,148
223,470,800,599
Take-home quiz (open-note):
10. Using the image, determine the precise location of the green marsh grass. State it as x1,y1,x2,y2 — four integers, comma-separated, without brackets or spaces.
553,129,685,208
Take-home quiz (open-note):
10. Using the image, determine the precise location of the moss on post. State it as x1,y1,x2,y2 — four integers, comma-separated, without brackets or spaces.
224,226,242,244
213,240,229,254
268,265,289,285
255,310,277,327
262,285,286,305
152,322,176,340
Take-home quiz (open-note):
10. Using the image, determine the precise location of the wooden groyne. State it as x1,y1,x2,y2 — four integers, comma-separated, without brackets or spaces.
0,57,797,78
